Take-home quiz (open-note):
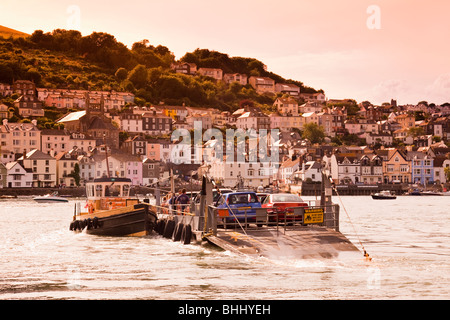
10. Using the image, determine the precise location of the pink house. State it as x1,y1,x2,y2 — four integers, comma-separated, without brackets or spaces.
126,159,143,186
146,139,162,161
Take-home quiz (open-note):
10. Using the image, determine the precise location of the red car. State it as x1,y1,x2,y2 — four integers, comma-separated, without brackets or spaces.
261,193,308,223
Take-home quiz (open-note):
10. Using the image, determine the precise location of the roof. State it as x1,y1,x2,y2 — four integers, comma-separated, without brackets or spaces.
88,116,117,131
280,157,300,168
5,161,23,171
57,111,86,123
0,121,38,133
19,149,55,160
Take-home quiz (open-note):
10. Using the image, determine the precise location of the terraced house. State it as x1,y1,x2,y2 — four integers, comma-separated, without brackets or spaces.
407,151,434,185
0,119,41,154
382,148,410,184
18,149,57,187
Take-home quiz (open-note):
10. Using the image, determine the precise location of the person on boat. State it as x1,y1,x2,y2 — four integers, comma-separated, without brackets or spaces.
168,192,177,214
176,188,190,214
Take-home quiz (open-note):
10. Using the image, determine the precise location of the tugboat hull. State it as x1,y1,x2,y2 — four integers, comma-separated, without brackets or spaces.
72,204,157,237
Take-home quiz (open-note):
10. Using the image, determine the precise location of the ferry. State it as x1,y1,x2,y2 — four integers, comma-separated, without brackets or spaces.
69,177,157,236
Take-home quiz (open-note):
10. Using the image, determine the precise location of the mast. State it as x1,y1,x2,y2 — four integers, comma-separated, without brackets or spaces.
103,133,110,178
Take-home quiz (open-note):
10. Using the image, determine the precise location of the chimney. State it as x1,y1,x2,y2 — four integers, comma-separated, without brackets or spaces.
2,119,7,126
31,119,37,126
22,149,27,160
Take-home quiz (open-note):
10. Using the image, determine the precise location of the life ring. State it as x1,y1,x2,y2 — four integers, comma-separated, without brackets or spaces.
172,223,183,242
163,220,175,239
181,224,192,245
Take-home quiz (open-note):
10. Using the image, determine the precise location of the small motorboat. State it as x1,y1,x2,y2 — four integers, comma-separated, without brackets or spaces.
371,190,396,200
33,192,69,203
419,191,443,196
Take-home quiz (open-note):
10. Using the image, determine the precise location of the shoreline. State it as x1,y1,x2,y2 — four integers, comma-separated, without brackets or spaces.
0,185,201,198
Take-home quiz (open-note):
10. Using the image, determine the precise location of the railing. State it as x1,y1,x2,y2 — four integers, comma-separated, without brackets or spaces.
204,203,340,236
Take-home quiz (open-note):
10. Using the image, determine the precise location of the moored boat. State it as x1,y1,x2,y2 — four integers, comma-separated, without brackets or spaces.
69,177,157,236
407,189,422,196
371,190,396,199
419,191,443,196
34,191,69,203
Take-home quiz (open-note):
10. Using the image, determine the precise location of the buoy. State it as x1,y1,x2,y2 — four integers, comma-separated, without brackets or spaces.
163,220,175,239
172,223,183,242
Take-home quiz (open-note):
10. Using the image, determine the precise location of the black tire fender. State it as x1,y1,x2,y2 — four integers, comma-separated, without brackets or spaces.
163,219,175,239
173,223,183,242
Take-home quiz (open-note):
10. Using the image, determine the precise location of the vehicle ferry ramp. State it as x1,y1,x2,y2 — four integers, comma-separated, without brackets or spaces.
205,225,359,259
202,205,360,260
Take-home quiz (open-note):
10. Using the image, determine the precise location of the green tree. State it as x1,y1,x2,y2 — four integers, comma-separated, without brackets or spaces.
444,167,450,183
127,64,148,89
115,67,128,82
69,163,81,187
302,123,325,144
407,127,425,138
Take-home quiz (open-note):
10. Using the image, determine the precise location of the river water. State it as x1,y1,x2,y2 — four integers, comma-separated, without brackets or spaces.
0,195,448,300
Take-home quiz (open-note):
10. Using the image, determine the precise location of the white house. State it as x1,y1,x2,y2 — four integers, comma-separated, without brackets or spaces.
278,157,300,185
209,156,273,189
18,149,57,187
323,154,361,184
92,152,143,185
5,161,33,188
301,161,322,182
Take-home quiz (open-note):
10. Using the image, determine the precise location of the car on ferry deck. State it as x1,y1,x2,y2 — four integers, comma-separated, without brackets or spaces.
261,193,308,223
215,191,261,225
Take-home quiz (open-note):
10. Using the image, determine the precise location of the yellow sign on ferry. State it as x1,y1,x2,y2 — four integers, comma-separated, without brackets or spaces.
304,208,324,224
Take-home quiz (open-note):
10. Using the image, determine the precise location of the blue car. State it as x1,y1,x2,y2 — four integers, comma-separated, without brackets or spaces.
215,191,261,224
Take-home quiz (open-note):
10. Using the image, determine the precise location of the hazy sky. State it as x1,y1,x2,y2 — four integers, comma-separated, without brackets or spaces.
1,0,449,105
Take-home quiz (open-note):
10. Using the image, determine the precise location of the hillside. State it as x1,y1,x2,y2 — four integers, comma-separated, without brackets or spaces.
0,28,321,112
0,25,29,39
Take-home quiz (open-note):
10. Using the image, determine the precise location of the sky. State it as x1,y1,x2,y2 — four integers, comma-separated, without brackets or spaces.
1,0,450,105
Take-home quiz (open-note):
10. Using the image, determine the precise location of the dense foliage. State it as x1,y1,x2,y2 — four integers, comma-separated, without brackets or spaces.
0,29,319,112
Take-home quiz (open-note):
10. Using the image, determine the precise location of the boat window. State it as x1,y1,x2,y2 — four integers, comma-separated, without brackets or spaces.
86,185,93,197
110,184,121,197
122,184,130,197
95,185,103,197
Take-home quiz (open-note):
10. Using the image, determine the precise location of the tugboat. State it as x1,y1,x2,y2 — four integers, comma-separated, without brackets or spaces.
69,177,157,236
